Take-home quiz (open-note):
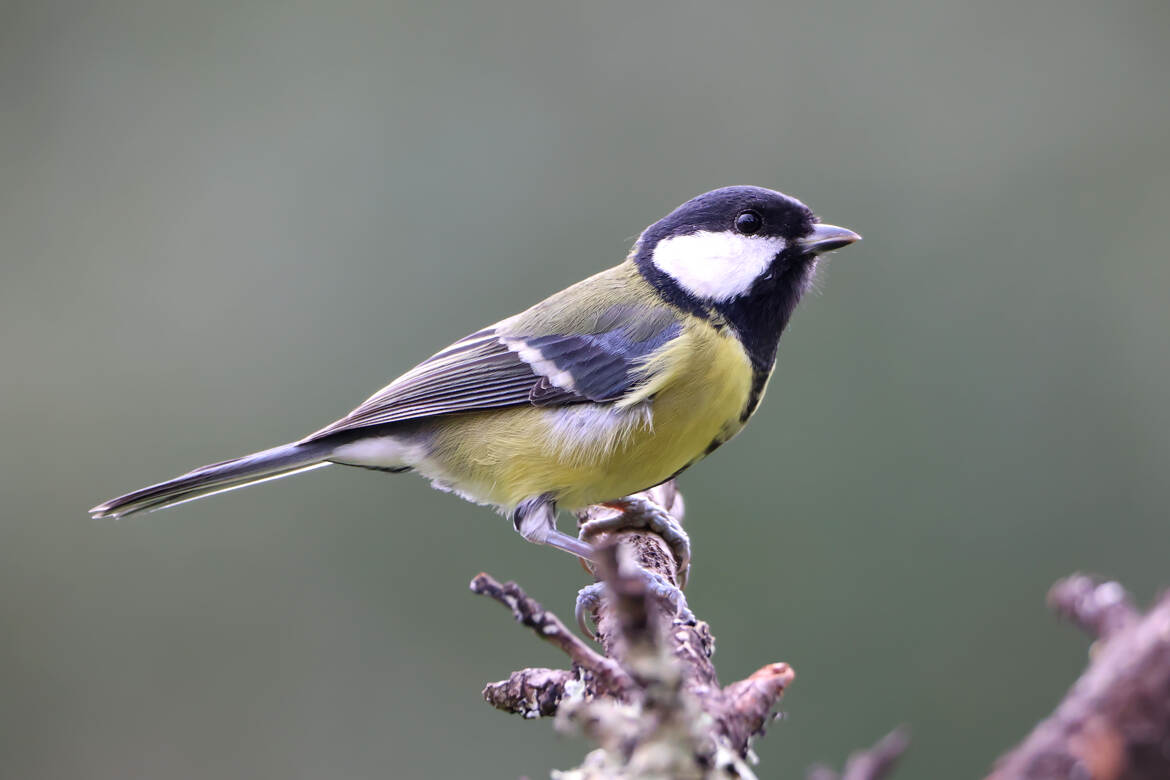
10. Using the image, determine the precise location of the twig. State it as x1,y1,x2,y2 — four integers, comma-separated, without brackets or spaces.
483,668,574,719
470,573,635,698
987,577,1170,780
806,728,910,780
719,663,798,754
1047,574,1140,641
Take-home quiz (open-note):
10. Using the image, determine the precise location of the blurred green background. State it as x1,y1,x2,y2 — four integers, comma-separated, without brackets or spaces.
2,0,1168,777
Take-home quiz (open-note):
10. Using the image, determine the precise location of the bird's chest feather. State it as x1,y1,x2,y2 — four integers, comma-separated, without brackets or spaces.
629,321,757,456
536,322,755,507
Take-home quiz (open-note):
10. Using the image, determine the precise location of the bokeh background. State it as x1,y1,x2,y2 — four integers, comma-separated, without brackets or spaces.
3,0,1168,777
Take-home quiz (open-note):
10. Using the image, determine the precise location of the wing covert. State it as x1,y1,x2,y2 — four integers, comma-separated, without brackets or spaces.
302,303,682,442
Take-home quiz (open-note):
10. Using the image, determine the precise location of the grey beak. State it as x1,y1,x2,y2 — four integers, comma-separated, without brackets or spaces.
798,223,861,254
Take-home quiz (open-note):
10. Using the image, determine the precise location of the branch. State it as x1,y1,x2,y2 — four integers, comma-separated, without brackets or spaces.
717,662,798,754
987,575,1170,780
470,484,1170,780
1047,574,1139,641
470,572,636,701
806,728,910,780
482,667,573,719
472,481,796,778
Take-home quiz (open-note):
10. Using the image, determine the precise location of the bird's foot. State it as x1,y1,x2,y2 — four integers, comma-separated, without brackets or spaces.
575,574,696,640
574,487,693,639
575,582,606,638
579,494,691,588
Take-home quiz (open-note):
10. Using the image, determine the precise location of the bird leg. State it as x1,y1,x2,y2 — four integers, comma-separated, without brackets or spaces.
511,495,596,561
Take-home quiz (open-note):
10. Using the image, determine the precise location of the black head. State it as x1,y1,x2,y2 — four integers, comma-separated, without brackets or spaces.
632,185,859,371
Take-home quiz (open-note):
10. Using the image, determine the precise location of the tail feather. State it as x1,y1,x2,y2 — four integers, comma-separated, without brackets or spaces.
89,442,333,519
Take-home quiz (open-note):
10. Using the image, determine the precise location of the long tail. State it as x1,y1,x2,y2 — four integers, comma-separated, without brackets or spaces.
89,441,334,519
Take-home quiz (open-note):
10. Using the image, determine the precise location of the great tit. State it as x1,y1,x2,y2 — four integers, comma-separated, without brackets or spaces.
90,186,859,561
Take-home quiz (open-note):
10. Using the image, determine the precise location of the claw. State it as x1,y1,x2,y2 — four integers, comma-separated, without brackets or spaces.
575,582,607,639
641,571,697,626
573,574,696,642
579,495,691,588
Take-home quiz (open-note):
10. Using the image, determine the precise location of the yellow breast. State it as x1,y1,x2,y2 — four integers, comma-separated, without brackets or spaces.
423,319,756,511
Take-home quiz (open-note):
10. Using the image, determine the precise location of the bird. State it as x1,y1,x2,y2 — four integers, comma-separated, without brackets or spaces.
90,185,859,569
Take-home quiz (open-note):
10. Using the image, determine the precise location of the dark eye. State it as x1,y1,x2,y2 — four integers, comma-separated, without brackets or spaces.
735,210,762,235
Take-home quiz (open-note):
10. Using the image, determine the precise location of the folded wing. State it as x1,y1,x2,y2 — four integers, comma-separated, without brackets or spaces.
302,303,682,442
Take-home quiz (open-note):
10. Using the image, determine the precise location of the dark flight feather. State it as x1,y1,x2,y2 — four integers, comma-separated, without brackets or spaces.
302,305,682,442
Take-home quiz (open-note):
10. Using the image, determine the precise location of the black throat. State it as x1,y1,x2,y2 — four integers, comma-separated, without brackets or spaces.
633,244,814,423
713,255,812,374
633,244,813,375
717,256,812,421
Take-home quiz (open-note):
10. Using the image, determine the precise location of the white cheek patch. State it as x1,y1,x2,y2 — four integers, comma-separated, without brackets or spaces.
651,231,787,302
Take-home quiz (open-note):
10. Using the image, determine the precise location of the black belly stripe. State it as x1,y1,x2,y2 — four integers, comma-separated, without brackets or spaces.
670,350,764,477
739,368,772,424
662,435,728,485
663,460,699,484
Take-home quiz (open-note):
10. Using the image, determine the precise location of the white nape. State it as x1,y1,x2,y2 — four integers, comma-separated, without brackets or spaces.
651,231,786,302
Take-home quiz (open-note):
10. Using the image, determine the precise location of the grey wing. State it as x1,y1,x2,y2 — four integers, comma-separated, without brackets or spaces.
301,306,682,443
